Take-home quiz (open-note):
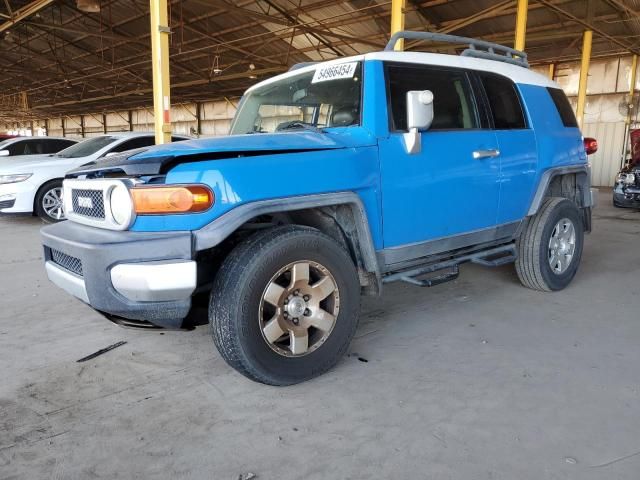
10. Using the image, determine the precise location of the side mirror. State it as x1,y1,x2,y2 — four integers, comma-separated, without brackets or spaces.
104,152,118,158
0,150,9,157
404,90,434,154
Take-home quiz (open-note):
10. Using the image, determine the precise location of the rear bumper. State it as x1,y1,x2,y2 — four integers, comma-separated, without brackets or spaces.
41,221,195,328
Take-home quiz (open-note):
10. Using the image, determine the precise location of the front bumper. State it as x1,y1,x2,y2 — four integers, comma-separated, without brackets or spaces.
41,221,196,328
0,180,37,214
613,185,640,208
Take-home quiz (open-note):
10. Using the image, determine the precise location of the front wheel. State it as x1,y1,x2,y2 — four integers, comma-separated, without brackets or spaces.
35,180,65,223
515,197,584,291
209,225,361,385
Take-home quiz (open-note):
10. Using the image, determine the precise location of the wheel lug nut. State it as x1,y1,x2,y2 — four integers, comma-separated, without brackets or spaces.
294,289,300,296
304,308,311,316
292,318,299,325
303,295,310,301
283,312,289,318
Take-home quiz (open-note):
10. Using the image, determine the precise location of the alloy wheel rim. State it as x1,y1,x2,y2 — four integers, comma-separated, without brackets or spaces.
259,260,340,357
548,217,576,274
42,187,65,220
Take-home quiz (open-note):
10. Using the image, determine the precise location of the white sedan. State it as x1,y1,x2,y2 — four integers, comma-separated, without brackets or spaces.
0,132,189,222
0,136,77,158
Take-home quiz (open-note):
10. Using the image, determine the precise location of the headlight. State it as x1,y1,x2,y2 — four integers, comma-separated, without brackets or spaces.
0,174,32,185
109,183,135,226
616,172,636,185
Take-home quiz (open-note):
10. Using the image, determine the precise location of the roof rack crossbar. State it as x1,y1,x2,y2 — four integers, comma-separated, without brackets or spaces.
385,31,529,69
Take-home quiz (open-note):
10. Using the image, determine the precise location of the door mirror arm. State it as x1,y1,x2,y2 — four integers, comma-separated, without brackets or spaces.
403,90,434,155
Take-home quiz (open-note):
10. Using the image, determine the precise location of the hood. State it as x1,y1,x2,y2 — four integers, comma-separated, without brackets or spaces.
0,154,58,173
69,128,376,177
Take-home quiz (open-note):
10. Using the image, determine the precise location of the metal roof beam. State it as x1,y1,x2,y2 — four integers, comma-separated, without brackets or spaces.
0,0,54,33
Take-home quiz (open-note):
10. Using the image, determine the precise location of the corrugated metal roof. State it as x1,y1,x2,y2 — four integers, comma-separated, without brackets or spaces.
0,0,638,120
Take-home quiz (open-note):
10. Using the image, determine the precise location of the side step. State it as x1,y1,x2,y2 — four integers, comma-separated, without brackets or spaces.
383,243,517,288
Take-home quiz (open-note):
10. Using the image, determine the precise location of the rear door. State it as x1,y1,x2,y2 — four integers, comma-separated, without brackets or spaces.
476,72,538,224
378,63,501,252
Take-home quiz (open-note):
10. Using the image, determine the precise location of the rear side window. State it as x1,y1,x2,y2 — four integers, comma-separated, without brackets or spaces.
386,64,478,131
108,136,156,153
480,73,527,130
43,139,76,153
547,87,578,128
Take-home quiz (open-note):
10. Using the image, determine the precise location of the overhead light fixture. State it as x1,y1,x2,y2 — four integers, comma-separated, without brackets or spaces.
248,63,257,79
212,55,222,75
76,0,100,13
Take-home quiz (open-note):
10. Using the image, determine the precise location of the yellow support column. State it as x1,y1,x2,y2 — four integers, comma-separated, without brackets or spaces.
514,0,528,51
627,54,638,124
548,63,555,81
576,30,593,127
150,0,171,144
390,0,406,51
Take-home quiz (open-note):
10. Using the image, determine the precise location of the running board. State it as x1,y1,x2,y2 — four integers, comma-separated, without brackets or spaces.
383,243,517,287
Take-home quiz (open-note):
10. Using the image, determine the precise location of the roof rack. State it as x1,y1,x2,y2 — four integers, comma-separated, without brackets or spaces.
385,31,529,69
288,62,319,72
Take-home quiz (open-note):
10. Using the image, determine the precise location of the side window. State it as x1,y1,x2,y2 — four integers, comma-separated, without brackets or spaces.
547,87,578,128
108,136,156,154
386,64,478,131
42,139,73,154
479,73,527,129
7,140,29,156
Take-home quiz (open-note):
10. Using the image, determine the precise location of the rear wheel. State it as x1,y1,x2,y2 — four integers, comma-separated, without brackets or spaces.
35,180,65,223
515,197,584,291
209,225,361,385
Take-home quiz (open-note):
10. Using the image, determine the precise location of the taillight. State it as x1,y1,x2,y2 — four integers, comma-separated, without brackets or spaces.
584,137,598,155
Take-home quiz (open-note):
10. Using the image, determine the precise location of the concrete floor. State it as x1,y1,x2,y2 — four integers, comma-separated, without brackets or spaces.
1,189,639,480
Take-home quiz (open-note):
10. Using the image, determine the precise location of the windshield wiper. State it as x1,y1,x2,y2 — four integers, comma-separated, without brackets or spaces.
278,121,325,134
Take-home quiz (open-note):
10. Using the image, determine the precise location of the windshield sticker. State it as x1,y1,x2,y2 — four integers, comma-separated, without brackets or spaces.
311,62,358,84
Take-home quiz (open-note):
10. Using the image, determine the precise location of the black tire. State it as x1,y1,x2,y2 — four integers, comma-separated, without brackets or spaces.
210,225,361,386
515,197,584,292
34,179,65,223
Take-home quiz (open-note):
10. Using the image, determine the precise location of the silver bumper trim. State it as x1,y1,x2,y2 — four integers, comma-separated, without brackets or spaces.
110,260,197,302
45,261,89,303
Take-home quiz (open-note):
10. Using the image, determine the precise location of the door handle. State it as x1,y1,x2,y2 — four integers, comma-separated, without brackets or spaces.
472,149,501,160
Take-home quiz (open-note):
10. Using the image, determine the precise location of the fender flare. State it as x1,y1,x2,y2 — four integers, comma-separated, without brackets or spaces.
193,191,380,279
527,165,592,216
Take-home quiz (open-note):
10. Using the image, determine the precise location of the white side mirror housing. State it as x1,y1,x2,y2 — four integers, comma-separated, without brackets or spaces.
104,152,118,158
403,90,434,155
0,150,9,157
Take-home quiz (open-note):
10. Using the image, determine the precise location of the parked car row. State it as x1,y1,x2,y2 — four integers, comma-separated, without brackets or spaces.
0,132,189,222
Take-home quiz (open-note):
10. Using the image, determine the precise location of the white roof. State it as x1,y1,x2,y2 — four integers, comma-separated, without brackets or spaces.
249,51,557,92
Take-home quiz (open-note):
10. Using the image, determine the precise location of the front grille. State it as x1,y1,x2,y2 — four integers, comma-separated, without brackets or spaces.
71,189,105,219
0,199,15,209
50,249,83,277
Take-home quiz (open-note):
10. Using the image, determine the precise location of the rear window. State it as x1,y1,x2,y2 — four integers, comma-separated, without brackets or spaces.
479,73,527,130
547,87,578,128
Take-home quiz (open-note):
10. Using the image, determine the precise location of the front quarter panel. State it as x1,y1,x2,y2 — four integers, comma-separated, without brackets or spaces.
130,146,384,249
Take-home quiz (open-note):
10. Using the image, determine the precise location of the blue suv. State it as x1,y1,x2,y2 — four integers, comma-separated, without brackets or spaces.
41,32,597,385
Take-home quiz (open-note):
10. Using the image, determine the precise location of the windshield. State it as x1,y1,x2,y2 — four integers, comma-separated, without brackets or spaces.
56,136,116,158
230,61,362,135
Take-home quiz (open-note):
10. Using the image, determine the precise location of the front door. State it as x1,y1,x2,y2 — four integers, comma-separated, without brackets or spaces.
379,63,501,255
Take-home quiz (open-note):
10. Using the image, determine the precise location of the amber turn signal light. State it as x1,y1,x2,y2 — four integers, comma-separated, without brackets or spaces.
131,185,214,214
